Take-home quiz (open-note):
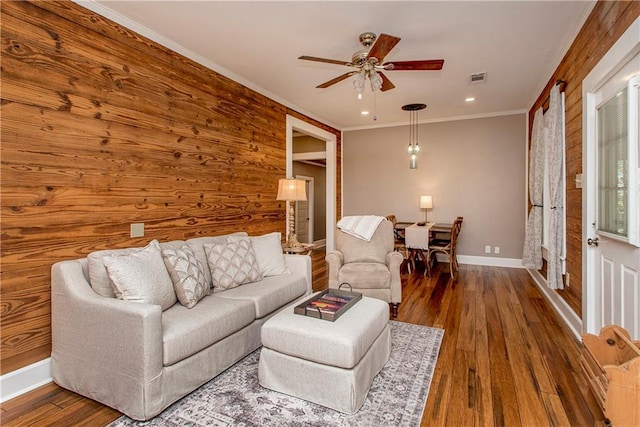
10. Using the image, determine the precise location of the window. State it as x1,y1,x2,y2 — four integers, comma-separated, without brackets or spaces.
596,74,640,246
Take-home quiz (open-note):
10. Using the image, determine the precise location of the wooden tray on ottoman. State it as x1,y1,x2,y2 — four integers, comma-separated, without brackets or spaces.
294,288,362,322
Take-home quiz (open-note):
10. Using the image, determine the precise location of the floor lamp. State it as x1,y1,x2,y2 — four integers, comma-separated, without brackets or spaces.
277,178,307,248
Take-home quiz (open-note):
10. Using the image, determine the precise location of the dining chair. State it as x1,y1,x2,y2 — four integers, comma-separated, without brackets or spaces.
386,214,411,273
428,216,463,279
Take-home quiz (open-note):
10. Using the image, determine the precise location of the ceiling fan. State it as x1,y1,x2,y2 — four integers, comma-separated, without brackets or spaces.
298,32,444,95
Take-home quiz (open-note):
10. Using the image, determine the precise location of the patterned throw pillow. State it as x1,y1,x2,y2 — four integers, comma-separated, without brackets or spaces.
228,232,289,277
103,240,177,311
162,245,209,308
204,239,262,292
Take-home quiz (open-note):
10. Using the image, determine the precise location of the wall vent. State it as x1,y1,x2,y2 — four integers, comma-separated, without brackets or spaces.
469,72,487,84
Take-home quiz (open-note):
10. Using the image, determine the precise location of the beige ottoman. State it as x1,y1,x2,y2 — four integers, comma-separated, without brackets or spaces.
258,295,390,414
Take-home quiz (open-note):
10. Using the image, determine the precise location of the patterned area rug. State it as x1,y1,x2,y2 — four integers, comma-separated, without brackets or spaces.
110,321,444,427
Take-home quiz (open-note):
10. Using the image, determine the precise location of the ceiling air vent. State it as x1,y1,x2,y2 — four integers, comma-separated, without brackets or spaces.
469,72,487,84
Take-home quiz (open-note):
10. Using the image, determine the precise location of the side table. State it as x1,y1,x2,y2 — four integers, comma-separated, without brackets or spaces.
282,243,316,255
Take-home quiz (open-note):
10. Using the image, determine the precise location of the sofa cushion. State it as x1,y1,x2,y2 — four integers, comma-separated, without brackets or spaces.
162,245,209,308
205,239,262,292
103,240,177,311
228,232,289,277
216,272,307,318
161,295,255,366
338,262,391,290
186,233,248,287
88,240,185,298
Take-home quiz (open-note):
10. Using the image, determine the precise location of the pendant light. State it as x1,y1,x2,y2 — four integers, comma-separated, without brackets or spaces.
402,103,426,169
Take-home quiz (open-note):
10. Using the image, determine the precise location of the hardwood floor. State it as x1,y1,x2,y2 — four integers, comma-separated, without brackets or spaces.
1,250,602,426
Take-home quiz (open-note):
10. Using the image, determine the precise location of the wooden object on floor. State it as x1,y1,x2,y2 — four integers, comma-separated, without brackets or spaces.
580,325,640,427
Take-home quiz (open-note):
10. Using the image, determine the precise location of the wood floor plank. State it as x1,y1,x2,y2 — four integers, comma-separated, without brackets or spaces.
2,258,601,427
482,267,522,427
445,349,476,427
473,266,495,427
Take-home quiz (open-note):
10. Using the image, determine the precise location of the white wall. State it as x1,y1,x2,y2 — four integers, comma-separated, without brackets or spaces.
343,113,526,259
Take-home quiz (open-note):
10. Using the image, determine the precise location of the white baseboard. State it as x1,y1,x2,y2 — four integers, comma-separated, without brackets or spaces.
312,238,326,248
527,269,582,341
0,358,52,403
457,255,525,268
0,261,576,404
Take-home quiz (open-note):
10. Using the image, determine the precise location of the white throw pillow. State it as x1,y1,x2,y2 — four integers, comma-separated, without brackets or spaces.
229,232,289,277
204,239,262,292
103,240,177,310
162,245,209,308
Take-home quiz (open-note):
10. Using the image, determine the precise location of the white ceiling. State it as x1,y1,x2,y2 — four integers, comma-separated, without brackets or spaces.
84,1,595,130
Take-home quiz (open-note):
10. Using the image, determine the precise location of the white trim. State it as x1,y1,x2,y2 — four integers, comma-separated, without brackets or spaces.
527,269,583,340
313,238,327,248
0,358,52,403
286,115,337,251
457,255,525,268
343,109,527,132
292,151,327,161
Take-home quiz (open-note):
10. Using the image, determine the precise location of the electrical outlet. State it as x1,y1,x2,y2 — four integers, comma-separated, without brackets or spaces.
494,246,500,254
130,223,144,238
485,245,491,254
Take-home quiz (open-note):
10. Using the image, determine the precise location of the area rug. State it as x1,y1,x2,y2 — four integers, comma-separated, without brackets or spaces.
110,320,444,427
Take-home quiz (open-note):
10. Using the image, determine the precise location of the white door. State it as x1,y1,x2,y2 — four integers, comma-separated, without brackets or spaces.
584,21,640,340
295,176,314,244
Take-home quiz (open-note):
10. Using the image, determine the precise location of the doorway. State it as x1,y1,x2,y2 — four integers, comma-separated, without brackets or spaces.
285,115,337,251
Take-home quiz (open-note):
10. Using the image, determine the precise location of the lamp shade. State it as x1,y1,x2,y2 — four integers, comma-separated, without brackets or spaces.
419,195,433,209
276,178,307,201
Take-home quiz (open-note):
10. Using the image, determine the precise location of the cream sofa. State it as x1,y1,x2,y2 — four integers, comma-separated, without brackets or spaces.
51,232,311,421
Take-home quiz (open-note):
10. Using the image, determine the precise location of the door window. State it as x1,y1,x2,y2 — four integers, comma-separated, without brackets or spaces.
596,74,640,246
597,86,628,236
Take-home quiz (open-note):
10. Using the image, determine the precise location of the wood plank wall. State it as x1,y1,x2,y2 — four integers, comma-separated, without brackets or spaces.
527,1,639,316
0,0,341,374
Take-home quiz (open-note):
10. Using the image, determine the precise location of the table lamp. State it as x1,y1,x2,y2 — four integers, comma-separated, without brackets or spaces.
276,178,307,247
420,195,433,224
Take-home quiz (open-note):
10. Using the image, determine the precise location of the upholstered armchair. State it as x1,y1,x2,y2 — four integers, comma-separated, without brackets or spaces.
325,219,403,318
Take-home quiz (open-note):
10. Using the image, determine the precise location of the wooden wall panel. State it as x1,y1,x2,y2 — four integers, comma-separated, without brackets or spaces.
527,1,639,316
0,0,341,374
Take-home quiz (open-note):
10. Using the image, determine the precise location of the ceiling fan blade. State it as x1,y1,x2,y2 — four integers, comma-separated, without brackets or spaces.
316,72,358,88
366,33,401,63
386,59,444,71
299,55,353,67
378,72,395,91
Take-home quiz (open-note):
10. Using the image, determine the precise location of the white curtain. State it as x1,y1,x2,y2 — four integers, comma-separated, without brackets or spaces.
546,85,565,289
522,108,544,269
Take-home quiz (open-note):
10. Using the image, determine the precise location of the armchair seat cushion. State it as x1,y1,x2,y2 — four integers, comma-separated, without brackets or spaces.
338,262,391,290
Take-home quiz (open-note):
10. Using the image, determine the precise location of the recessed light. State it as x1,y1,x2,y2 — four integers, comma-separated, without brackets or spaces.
465,97,475,102
361,111,369,115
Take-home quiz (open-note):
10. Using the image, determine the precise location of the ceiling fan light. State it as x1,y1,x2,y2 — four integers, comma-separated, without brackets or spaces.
353,72,365,98
370,71,383,92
